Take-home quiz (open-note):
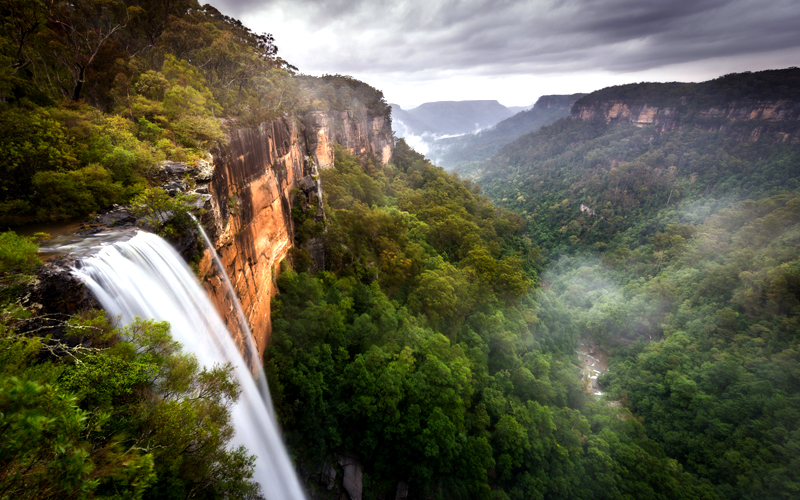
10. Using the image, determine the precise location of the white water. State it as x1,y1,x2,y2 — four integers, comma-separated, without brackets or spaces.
191,216,276,419
73,231,305,500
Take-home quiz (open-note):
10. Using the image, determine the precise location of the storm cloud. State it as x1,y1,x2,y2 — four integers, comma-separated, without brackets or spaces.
206,0,800,105
212,0,800,73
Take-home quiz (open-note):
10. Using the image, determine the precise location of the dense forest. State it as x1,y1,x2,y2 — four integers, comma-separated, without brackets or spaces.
266,143,720,499
1,1,799,499
460,70,800,500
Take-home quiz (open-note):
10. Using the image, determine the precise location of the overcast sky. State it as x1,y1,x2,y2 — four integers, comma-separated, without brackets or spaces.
206,0,800,108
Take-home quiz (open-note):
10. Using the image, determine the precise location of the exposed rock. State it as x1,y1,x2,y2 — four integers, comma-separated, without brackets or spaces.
194,160,214,181
320,462,337,491
573,98,800,138
299,175,317,194
23,257,99,316
78,206,137,235
199,111,393,360
337,455,362,500
395,481,409,500
164,179,187,195
304,111,393,168
189,193,212,210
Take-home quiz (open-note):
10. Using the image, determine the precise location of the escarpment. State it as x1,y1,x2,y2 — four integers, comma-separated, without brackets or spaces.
574,99,800,135
198,111,393,356
571,68,800,139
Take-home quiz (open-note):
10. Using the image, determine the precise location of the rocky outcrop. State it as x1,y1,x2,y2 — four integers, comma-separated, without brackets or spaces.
304,111,393,167
337,455,363,500
198,110,393,357
571,69,800,139
23,257,99,315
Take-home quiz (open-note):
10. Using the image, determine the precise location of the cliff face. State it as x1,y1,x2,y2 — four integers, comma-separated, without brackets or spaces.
573,99,800,132
198,111,392,357
305,111,393,167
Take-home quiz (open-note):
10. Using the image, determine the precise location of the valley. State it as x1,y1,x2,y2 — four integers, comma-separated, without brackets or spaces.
0,2,798,499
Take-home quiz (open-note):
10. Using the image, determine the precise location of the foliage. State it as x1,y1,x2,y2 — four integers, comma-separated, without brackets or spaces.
467,72,800,499
0,231,40,301
267,144,707,499
0,0,388,223
575,68,800,109
0,312,262,500
129,187,198,237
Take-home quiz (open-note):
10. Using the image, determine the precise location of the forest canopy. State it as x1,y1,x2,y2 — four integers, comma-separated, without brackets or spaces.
0,0,389,225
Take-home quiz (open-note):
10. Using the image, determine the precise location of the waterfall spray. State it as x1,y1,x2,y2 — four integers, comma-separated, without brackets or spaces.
73,231,305,500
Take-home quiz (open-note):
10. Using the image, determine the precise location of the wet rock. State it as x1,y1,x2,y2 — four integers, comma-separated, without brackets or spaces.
23,256,99,315
77,207,138,235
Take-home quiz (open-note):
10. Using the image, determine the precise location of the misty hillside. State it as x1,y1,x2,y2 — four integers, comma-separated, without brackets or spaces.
507,104,534,114
390,103,440,136
432,93,585,169
391,99,515,138
459,67,800,499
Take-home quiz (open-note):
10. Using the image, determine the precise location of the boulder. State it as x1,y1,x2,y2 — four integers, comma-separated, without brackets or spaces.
337,455,362,500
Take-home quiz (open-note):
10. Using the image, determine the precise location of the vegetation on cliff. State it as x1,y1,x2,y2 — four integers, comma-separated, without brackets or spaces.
0,0,389,225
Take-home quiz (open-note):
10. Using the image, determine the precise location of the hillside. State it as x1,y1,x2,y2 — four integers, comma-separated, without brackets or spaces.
390,103,440,136
0,2,390,226
433,93,585,169
463,67,800,499
404,99,514,135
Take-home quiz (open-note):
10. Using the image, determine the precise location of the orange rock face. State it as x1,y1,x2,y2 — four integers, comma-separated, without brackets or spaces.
198,112,393,361
574,99,800,137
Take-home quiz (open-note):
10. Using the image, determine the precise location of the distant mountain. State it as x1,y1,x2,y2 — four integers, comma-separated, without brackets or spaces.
390,104,440,137
430,94,585,169
507,104,534,114
390,99,520,159
466,67,800,252
391,100,515,138
404,100,514,135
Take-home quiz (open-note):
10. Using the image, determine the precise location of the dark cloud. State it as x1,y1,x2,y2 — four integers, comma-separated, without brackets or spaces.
210,0,800,77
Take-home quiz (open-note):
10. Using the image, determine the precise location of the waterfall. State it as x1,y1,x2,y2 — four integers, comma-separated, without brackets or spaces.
191,216,276,419
73,231,305,500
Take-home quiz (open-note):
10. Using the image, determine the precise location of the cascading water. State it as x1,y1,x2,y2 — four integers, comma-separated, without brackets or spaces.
72,231,305,500
190,215,275,419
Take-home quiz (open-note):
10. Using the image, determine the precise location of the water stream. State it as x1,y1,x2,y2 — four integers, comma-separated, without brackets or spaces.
192,216,276,419
72,231,305,500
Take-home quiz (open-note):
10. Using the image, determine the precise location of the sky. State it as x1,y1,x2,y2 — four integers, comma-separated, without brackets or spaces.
206,0,800,109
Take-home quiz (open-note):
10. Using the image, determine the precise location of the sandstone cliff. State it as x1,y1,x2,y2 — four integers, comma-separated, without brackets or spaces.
571,69,800,139
197,111,392,358
574,99,800,134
